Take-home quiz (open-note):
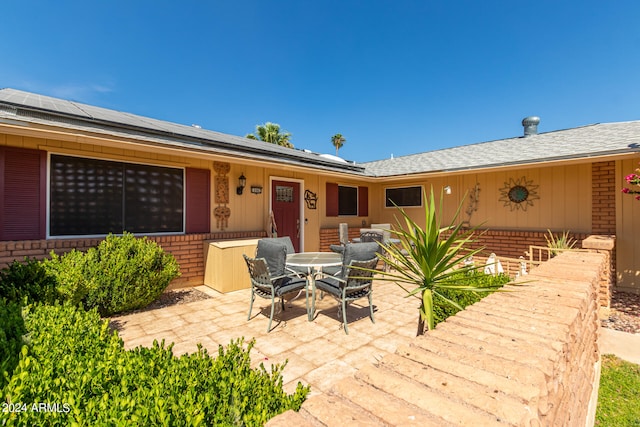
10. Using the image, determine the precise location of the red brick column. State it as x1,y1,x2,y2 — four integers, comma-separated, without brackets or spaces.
590,161,617,294
591,161,616,234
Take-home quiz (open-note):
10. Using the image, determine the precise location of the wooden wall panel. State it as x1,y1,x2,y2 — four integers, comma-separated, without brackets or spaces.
616,157,640,293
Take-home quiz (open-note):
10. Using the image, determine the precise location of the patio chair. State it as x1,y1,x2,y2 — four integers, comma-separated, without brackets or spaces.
258,237,305,277
314,257,378,334
359,229,388,271
324,241,380,277
243,253,308,333
370,223,392,243
243,238,307,332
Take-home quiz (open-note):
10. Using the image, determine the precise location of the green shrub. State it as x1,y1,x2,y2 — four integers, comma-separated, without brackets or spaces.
432,271,510,326
0,299,26,390
81,232,180,315
0,258,58,305
2,303,308,426
42,249,90,306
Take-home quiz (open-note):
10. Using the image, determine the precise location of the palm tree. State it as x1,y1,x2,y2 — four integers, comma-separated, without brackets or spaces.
246,122,293,148
331,133,346,156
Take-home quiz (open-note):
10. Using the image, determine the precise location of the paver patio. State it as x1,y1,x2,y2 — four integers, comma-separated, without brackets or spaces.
109,278,418,396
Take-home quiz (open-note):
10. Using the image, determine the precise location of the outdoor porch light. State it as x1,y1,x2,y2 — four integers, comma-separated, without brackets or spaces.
237,173,246,195
444,185,452,195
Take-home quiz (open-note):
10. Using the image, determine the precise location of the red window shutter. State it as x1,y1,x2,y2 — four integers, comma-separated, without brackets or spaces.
0,147,46,240
185,168,210,233
358,186,369,217
326,182,339,217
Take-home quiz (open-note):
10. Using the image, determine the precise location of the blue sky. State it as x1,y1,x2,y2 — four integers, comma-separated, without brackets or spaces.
2,1,640,162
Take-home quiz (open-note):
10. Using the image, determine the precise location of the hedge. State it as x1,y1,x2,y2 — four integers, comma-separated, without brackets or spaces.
1,303,309,426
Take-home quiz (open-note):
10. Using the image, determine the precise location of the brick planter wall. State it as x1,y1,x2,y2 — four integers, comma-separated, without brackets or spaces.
582,235,616,310
269,250,605,426
321,227,590,259
0,231,266,289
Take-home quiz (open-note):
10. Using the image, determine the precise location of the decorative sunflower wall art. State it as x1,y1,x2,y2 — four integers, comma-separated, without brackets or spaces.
499,176,540,211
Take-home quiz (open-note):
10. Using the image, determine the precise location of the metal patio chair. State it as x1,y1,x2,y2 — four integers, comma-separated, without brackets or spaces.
313,257,378,334
243,254,308,333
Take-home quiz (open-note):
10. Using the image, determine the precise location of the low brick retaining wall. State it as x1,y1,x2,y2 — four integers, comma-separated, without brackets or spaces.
268,250,605,426
320,227,590,260
0,231,266,288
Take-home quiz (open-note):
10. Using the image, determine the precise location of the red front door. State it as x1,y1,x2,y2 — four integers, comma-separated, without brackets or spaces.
271,180,301,252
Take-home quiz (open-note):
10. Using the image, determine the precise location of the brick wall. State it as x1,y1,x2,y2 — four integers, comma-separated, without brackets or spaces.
319,228,361,252
591,161,617,296
321,227,590,259
269,250,605,426
592,161,616,235
0,231,266,289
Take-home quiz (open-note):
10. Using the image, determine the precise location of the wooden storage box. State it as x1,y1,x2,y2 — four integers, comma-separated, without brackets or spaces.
203,238,261,293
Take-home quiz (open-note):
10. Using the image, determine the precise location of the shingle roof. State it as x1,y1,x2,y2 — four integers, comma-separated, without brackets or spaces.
362,121,640,176
0,88,366,175
2,88,639,178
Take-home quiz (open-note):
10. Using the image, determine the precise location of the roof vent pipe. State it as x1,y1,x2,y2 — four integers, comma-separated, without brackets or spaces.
522,116,540,137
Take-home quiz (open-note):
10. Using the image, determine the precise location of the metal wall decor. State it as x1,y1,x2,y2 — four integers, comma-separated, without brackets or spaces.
213,161,231,229
304,189,317,209
499,176,539,211
463,183,480,226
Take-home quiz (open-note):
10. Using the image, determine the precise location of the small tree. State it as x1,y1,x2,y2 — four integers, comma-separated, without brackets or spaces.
331,133,346,156
372,188,505,335
246,122,293,148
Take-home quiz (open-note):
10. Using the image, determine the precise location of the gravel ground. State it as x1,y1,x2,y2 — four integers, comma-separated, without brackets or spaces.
601,291,640,334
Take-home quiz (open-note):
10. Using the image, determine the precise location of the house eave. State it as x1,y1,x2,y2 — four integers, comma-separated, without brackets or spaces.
0,106,367,175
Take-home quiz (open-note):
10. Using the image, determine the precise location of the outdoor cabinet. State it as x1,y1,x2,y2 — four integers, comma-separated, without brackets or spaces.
203,238,261,293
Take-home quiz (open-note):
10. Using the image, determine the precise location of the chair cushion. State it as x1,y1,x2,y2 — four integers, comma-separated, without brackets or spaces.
343,242,380,266
315,276,342,297
275,277,307,295
273,236,296,254
327,242,378,279
329,244,345,254
256,239,288,277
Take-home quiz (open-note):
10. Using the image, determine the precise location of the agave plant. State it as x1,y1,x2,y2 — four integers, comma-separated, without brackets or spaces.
544,229,576,257
374,187,505,335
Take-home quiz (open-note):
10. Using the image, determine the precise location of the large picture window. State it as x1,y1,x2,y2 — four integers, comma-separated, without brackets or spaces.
385,186,423,207
49,155,184,236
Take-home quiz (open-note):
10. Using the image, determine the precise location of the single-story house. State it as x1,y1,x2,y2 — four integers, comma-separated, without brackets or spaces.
1,88,638,293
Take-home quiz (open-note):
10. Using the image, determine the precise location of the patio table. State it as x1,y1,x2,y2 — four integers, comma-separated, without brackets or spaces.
286,252,342,321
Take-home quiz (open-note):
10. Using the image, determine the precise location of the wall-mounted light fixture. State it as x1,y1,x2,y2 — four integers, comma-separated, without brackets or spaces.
444,185,452,195
236,173,246,195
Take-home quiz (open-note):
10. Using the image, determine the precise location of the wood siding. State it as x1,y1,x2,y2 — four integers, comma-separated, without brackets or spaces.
371,164,592,233
617,157,640,293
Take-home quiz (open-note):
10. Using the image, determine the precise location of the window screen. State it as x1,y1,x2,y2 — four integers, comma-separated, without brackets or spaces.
50,155,183,236
385,186,422,207
124,164,183,233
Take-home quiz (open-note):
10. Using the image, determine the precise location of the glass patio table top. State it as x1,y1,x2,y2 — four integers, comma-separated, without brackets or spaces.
286,252,342,320
285,252,342,268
